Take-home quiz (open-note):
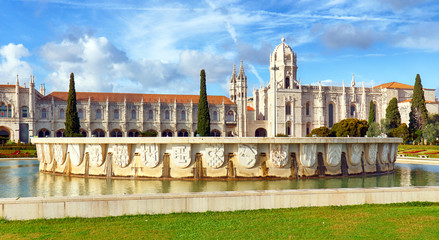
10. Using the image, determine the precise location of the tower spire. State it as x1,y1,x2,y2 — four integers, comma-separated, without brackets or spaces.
238,60,245,79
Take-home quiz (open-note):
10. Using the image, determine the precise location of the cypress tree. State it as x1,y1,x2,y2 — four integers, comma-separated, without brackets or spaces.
197,69,210,136
409,74,428,132
368,100,375,124
386,97,401,130
64,73,81,137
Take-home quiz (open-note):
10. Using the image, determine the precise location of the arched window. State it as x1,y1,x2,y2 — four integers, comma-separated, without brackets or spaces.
285,102,291,115
306,102,310,116
227,110,234,122
181,110,186,121
286,121,291,136
162,129,173,137
213,111,218,121
255,128,267,137
80,129,87,137
92,129,105,137
41,108,47,119
128,129,139,137
96,109,102,120
22,106,28,118
373,102,377,122
350,104,356,117
148,110,153,120
38,129,50,137
110,129,123,137
131,110,136,120
114,109,119,120
0,103,6,118
59,108,64,119
306,122,311,135
329,103,334,128
285,77,290,89
78,109,83,119
56,129,65,137
178,129,189,137
210,129,221,137
165,110,170,120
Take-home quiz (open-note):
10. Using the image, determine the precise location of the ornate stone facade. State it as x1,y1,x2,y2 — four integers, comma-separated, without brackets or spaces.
1,38,438,141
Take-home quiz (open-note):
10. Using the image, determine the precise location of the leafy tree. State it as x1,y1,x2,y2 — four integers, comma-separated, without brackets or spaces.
388,123,410,143
197,69,210,136
330,118,368,137
307,126,331,137
366,122,381,137
422,123,439,144
409,74,428,132
385,97,401,130
64,73,81,137
428,113,439,125
368,100,375,124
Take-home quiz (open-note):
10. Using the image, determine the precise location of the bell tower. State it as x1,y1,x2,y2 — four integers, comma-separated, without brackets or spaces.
229,61,248,136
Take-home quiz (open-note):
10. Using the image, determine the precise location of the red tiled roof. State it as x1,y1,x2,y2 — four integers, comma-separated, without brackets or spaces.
373,82,414,89
399,99,439,104
0,84,23,88
40,92,235,105
247,106,255,111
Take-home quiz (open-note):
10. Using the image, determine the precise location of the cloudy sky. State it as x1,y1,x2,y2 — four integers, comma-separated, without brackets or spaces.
1,0,438,96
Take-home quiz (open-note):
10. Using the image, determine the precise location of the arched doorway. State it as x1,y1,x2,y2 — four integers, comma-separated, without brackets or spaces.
110,129,123,137
0,126,10,144
162,129,173,137
255,128,267,137
210,129,221,137
38,129,50,138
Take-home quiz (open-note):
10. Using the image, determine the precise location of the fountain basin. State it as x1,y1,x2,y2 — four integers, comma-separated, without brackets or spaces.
31,137,402,179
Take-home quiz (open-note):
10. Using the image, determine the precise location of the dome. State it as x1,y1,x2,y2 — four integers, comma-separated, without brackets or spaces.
271,37,296,66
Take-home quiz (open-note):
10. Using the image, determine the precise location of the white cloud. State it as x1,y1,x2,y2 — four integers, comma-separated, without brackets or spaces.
0,43,32,83
321,23,386,49
394,22,439,51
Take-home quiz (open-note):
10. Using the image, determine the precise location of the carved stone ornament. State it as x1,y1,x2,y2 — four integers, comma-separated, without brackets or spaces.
137,144,160,168
68,144,83,166
43,144,52,164
300,144,316,167
367,144,378,165
270,144,288,168
348,144,363,165
172,144,191,168
389,144,397,163
53,144,66,165
381,144,389,164
36,144,44,162
326,144,342,166
86,144,104,167
238,144,257,168
204,144,225,169
110,144,130,168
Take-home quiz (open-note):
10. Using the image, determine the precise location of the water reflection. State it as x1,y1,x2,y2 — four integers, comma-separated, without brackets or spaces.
0,160,438,198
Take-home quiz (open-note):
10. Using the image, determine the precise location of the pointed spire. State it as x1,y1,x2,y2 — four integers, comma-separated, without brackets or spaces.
16,74,19,85
318,79,322,92
351,73,355,87
230,64,237,83
238,60,245,79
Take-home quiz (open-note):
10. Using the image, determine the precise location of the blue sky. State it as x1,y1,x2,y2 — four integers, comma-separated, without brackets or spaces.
1,0,438,97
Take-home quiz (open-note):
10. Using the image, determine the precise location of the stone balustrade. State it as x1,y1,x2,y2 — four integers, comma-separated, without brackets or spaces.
31,137,402,179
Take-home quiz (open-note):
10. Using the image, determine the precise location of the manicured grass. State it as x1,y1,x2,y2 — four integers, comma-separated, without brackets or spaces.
0,149,37,158
1,202,438,239
398,144,439,158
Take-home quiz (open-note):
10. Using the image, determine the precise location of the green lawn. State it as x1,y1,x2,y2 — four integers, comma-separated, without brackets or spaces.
1,202,438,239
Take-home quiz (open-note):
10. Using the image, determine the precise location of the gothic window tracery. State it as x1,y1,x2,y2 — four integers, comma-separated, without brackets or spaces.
285,77,290,89
213,111,218,121
329,103,334,128
306,102,310,116
181,110,186,121
178,129,189,137
285,102,291,115
165,110,170,120
350,104,356,117
162,129,173,137
59,108,64,119
114,109,119,120
148,110,153,120
92,129,105,137
110,129,123,137
96,109,102,120
227,110,235,122
78,109,83,119
131,110,136,120
210,129,221,137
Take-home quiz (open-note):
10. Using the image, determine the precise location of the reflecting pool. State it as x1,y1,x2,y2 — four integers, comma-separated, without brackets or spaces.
1,160,438,198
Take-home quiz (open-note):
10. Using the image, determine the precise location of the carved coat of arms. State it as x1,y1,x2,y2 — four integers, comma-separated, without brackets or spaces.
238,144,257,168
204,144,225,168
172,144,191,168
138,144,160,168
110,144,130,168
86,144,104,167
270,144,288,168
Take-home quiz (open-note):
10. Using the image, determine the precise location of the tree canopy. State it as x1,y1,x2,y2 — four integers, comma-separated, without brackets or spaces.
197,69,211,136
409,74,428,132
330,118,368,137
64,73,81,137
385,97,401,130
368,100,375,124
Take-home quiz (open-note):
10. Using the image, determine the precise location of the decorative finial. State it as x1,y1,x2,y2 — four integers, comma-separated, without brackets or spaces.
281,36,285,42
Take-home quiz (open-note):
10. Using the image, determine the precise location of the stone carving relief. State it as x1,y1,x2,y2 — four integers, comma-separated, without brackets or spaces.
380,144,389,164
326,144,342,166
270,144,288,168
300,144,316,167
348,144,363,165
238,144,257,168
68,144,83,166
86,144,104,167
43,144,51,164
204,144,225,169
137,144,160,168
109,144,130,168
172,144,191,168
53,144,66,165
367,144,378,165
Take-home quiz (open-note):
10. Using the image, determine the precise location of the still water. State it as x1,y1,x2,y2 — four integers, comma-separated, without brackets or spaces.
1,160,438,198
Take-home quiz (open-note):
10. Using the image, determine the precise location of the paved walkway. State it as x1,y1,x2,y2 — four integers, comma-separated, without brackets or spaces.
0,157,37,161
396,157,439,165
